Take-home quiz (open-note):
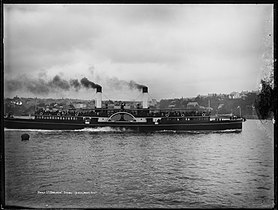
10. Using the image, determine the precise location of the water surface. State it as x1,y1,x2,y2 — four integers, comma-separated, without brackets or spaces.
4,120,274,208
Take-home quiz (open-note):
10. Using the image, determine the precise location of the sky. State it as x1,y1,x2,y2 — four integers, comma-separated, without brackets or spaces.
4,4,273,101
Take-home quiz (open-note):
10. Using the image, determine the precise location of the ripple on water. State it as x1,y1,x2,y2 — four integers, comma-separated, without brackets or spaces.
4,120,274,208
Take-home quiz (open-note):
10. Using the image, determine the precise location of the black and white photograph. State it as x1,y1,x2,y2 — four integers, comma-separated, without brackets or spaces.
3,4,275,208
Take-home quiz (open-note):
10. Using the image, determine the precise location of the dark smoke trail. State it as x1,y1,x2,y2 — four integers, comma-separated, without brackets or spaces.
6,73,147,96
48,75,70,90
6,75,102,94
80,77,101,89
128,80,147,90
70,79,81,91
105,77,147,91
26,79,50,95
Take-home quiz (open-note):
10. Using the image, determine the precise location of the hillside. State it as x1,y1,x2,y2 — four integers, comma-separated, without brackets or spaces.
4,91,259,118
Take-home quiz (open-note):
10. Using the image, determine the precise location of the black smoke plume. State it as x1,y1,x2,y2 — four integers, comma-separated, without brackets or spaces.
106,77,147,91
70,79,81,91
5,74,147,96
128,80,147,90
49,75,70,90
80,77,101,89
26,79,50,95
5,75,101,95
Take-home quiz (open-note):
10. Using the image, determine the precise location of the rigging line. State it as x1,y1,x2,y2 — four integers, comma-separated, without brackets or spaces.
134,93,143,101
91,93,96,99
102,94,111,101
147,92,155,101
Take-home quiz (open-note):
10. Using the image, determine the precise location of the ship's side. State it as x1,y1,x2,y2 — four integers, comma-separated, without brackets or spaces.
4,113,243,131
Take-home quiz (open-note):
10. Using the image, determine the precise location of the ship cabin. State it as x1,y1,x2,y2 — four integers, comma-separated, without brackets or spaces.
34,106,212,123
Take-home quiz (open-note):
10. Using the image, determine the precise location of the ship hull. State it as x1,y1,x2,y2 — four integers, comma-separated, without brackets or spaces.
4,118,243,131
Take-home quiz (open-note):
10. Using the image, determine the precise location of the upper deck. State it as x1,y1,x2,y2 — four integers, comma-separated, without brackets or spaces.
34,107,211,118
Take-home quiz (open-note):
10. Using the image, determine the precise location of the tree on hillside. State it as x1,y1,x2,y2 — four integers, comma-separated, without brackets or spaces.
254,77,275,119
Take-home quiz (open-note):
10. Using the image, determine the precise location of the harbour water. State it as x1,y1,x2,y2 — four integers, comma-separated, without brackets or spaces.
4,120,274,208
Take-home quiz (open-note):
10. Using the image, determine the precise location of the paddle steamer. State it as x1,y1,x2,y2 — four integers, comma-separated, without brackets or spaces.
4,86,244,131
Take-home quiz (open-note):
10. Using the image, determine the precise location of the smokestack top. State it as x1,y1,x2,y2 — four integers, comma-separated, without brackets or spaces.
96,86,102,93
142,86,148,93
